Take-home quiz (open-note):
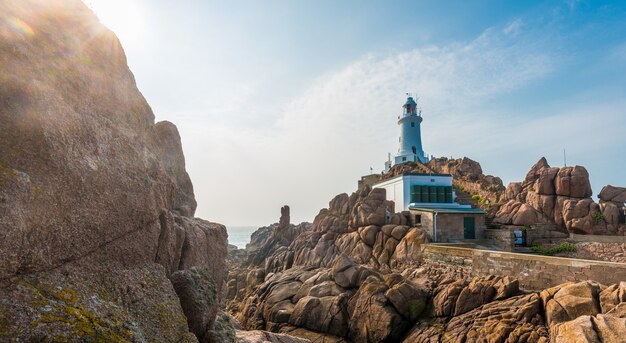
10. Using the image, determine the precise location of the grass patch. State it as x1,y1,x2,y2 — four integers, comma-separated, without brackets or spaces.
531,242,576,256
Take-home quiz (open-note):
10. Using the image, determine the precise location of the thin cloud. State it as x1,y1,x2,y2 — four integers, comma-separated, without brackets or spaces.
189,23,560,225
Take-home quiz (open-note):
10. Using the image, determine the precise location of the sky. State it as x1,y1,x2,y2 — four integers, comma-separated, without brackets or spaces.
85,0,626,227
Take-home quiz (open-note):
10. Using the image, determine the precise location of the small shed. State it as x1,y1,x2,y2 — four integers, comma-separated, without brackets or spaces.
409,206,486,243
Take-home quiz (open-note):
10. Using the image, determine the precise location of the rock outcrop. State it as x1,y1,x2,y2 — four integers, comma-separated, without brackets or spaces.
599,185,626,204
0,1,227,341
228,177,626,342
427,157,506,209
495,158,626,235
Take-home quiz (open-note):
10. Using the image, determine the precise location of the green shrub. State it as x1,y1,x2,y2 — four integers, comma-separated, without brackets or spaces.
531,242,576,256
593,211,604,224
408,299,426,321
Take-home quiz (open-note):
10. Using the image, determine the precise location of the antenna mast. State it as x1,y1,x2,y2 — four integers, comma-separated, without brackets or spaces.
563,148,567,167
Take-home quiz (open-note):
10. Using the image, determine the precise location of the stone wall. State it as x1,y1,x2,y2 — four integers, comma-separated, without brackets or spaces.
423,244,626,290
484,228,515,251
569,234,626,243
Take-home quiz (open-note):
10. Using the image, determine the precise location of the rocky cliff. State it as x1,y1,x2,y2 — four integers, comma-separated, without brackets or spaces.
227,184,626,342
495,157,626,235
0,1,227,341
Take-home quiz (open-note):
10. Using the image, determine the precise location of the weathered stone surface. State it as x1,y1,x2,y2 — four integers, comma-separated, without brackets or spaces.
600,282,626,314
384,278,428,321
171,268,219,342
433,279,467,317
390,228,427,268
555,166,593,198
348,278,409,343
525,157,550,185
494,158,623,235
512,203,542,226
0,265,195,342
495,200,547,226
506,182,523,201
599,185,626,203
349,187,390,228
550,315,599,343
248,207,312,268
527,191,557,219
541,281,601,326
235,330,311,343
592,314,626,343
0,0,207,279
0,1,228,341
279,327,347,343
427,157,505,207
405,293,547,343
536,167,559,195
450,275,519,316
357,225,379,246
289,294,350,337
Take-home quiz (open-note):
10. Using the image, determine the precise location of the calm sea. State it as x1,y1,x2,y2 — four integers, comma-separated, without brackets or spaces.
227,226,259,249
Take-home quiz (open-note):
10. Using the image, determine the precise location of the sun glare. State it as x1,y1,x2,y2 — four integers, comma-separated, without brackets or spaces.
83,0,147,47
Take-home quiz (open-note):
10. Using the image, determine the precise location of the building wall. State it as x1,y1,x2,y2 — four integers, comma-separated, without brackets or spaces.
396,114,427,163
411,210,485,243
374,174,453,212
374,178,405,212
423,244,626,290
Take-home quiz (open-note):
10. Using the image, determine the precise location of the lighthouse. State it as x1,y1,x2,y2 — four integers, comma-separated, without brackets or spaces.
393,96,428,166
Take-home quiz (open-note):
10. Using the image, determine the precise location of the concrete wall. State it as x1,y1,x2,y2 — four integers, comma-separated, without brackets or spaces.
423,244,626,290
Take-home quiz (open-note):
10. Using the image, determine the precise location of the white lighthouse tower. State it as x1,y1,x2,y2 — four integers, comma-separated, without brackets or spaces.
392,95,428,167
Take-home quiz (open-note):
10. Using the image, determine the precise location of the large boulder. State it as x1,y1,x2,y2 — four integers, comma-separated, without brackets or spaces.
0,0,204,279
535,167,559,195
541,281,601,326
404,293,547,343
0,1,228,340
599,185,626,203
554,166,593,198
0,265,196,342
349,187,389,228
171,268,219,342
525,157,550,185
549,315,599,343
505,182,523,201
348,277,409,343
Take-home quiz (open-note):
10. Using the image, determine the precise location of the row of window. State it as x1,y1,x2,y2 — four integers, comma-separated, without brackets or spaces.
410,185,453,203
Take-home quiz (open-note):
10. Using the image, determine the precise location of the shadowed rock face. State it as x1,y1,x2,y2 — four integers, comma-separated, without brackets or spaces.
0,1,227,341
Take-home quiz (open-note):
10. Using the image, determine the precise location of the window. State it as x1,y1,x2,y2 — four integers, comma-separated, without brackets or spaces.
415,214,422,224
411,122,415,127
412,146,416,154
402,157,407,161
430,179,435,182
399,137,401,143
619,208,626,224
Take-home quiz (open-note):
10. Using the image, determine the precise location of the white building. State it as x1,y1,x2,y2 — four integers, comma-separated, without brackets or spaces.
373,173,471,213
385,96,429,171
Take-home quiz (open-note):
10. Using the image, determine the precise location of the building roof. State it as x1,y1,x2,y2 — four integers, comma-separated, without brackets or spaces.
373,172,452,186
409,206,487,214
